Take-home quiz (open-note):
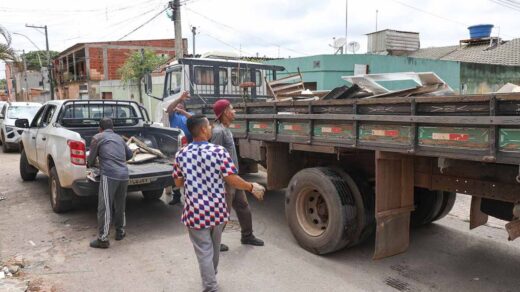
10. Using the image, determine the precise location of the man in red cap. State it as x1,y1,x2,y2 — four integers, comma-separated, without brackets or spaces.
211,99,265,251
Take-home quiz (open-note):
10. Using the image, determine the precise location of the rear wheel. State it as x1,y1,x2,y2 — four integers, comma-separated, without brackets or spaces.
20,149,38,181
49,167,74,213
142,189,164,200
411,188,455,227
285,167,372,255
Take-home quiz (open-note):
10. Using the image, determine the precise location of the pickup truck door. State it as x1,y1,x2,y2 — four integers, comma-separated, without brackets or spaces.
35,105,57,172
24,105,47,165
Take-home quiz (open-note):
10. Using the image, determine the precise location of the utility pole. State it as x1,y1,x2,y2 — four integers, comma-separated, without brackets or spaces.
22,50,28,101
26,24,54,100
345,0,348,54
191,26,197,56
376,10,379,31
169,0,183,59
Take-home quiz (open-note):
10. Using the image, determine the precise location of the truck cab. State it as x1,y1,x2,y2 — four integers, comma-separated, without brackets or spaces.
155,56,284,123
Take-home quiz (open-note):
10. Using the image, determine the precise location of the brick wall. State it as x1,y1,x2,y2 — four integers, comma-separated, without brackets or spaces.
88,47,104,81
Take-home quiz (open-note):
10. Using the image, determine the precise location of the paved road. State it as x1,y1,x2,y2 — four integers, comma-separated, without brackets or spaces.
1,150,520,291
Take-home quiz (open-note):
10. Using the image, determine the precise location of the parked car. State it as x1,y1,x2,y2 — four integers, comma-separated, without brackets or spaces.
0,101,42,152
16,99,185,213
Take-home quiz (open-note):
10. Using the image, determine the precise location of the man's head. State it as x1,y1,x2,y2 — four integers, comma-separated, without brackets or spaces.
187,114,211,141
99,117,114,132
213,99,235,124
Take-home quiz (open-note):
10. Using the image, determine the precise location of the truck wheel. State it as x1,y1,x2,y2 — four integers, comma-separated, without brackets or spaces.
49,167,74,213
2,132,11,153
432,192,456,221
20,149,38,181
286,167,366,255
142,189,164,200
411,188,444,227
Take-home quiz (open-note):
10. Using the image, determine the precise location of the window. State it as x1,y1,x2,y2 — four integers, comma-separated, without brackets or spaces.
7,106,41,120
194,66,227,85
30,106,47,128
166,66,183,96
60,104,139,127
231,69,262,87
40,105,57,128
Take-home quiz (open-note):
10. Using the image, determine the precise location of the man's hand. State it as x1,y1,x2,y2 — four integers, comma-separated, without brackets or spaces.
250,182,265,201
180,91,191,101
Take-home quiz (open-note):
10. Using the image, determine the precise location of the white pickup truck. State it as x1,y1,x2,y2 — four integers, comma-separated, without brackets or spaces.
16,99,185,213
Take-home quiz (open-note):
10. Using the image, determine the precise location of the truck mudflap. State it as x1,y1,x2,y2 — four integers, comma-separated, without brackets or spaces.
72,174,173,197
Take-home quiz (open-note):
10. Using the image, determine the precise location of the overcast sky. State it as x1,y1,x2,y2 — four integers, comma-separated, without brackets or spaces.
1,0,519,79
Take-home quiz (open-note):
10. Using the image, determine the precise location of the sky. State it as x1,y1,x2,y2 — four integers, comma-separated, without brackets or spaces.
1,0,519,79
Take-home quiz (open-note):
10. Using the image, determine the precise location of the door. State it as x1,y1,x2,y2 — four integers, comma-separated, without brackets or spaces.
24,105,46,165
35,105,57,171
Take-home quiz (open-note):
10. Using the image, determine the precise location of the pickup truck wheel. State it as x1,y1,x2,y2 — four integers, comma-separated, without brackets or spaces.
20,149,38,181
285,167,364,255
49,167,74,213
411,188,445,227
142,189,164,200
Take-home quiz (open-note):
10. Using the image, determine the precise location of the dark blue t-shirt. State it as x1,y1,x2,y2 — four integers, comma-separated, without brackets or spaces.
169,112,192,142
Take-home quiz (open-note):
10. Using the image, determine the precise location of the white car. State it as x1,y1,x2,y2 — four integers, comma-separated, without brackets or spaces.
0,102,42,152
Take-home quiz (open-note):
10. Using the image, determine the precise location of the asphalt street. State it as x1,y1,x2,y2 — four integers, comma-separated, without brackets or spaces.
1,150,520,291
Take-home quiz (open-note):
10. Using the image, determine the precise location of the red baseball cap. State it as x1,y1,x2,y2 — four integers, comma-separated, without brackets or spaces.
213,99,230,120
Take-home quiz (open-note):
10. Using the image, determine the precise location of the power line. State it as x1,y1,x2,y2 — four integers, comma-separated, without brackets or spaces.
118,6,169,41
489,0,520,12
185,7,311,56
199,32,254,56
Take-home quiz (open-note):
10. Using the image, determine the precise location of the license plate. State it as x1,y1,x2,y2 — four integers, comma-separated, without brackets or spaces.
129,177,156,186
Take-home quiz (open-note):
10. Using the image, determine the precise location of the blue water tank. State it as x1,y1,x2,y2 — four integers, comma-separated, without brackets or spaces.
468,24,494,39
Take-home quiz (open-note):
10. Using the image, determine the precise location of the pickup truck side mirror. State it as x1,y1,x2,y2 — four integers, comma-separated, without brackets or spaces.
144,73,152,95
15,118,30,128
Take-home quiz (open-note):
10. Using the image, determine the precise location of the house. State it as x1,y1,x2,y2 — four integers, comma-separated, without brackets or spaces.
53,38,188,100
4,62,49,102
264,29,520,94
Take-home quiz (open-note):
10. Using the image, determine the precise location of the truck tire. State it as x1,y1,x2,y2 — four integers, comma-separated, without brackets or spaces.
49,167,74,213
285,167,367,255
432,191,456,221
411,188,445,227
20,149,38,181
2,132,11,153
142,189,164,200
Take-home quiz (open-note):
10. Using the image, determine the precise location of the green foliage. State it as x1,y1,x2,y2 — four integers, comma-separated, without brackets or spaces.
0,25,18,63
0,79,6,90
117,49,167,85
24,50,59,70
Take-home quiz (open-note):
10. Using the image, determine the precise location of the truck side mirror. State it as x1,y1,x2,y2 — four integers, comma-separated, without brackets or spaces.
144,74,153,94
15,118,30,128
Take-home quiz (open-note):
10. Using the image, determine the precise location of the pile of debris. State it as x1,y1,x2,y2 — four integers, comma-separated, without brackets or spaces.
265,71,454,102
125,136,167,164
0,256,28,292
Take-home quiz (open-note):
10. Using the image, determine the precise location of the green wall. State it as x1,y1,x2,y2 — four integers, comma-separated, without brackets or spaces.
265,54,462,92
460,63,520,94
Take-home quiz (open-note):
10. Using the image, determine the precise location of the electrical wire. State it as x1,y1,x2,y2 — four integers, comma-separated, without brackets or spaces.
118,6,169,41
489,0,520,12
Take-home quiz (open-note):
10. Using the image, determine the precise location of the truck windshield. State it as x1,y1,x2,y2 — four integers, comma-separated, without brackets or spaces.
7,106,41,120
61,103,141,127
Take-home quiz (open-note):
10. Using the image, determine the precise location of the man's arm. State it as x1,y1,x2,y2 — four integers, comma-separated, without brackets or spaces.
87,136,99,168
166,91,190,114
175,108,193,118
174,178,185,188
224,174,252,192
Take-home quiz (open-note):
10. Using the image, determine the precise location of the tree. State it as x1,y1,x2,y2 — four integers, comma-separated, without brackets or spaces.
0,25,18,63
117,49,167,104
24,50,59,70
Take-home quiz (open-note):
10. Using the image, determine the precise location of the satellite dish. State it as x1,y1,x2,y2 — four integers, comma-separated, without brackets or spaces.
347,41,360,54
332,37,347,49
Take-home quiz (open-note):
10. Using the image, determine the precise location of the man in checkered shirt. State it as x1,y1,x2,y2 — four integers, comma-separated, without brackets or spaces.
173,114,265,292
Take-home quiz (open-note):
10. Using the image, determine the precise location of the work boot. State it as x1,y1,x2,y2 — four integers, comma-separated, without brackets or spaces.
115,230,126,241
169,189,182,205
90,238,110,249
220,243,229,252
241,235,264,246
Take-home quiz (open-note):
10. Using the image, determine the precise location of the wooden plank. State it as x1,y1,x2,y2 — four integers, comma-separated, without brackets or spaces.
418,126,489,150
373,151,414,260
359,124,412,146
470,197,489,229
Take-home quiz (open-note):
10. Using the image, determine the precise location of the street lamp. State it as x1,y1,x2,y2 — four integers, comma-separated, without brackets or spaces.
12,32,43,67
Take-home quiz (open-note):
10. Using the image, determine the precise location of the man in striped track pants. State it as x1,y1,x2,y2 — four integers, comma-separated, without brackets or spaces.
87,118,133,249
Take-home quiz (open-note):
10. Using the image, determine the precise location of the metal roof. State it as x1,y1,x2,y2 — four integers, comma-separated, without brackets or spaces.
408,38,520,66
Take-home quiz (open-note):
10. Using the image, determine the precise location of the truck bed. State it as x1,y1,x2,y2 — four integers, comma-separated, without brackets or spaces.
188,93,520,165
